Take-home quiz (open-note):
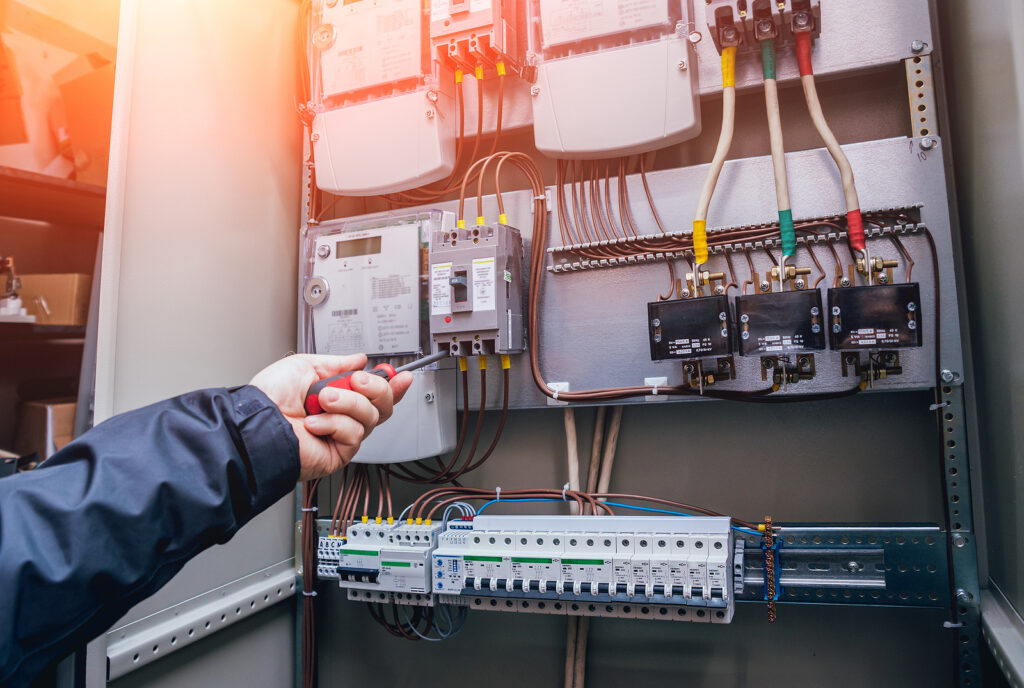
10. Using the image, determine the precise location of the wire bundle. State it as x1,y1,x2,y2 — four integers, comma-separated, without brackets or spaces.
760,39,797,280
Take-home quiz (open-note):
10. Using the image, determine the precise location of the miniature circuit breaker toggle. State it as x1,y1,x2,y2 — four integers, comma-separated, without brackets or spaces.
429,223,525,356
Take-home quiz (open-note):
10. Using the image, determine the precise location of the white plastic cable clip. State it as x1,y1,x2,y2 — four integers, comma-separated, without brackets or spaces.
651,384,659,395
301,506,317,512
301,590,318,597
562,482,570,501
552,390,559,400
929,401,950,411
494,486,501,503
533,194,546,201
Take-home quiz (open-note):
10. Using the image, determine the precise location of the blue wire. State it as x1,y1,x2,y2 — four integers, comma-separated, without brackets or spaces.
474,497,758,535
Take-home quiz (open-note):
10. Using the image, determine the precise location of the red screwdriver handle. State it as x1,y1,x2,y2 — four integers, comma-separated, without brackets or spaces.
303,364,397,415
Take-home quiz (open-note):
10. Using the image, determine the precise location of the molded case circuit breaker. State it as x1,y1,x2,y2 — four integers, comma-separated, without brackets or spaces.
429,223,525,356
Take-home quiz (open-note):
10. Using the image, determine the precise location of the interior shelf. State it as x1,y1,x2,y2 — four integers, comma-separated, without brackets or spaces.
0,323,86,343
0,166,105,229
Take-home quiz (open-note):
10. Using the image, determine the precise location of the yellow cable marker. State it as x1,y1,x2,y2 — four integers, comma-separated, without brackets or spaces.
693,219,708,265
455,69,463,83
479,356,488,370
722,46,737,88
407,518,414,525
500,353,511,370
387,516,394,525
476,216,486,226
475,65,484,80
498,213,508,225
415,517,423,525
496,62,506,76
457,219,465,229
375,516,382,524
361,515,368,523
758,524,766,532
424,519,432,525
458,357,468,372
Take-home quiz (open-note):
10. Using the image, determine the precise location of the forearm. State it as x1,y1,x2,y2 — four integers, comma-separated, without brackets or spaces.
0,386,299,688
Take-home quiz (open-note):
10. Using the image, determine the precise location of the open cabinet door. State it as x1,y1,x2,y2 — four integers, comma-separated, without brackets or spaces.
86,0,303,685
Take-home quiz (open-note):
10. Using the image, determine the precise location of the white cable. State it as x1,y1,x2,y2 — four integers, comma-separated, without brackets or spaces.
764,77,791,216
596,406,624,497
694,86,736,224
563,408,580,515
801,74,859,213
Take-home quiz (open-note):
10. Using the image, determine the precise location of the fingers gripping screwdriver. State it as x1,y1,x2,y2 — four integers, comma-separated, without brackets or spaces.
304,350,451,415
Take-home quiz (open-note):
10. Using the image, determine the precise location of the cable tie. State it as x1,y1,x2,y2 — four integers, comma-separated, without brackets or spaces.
301,506,317,512
552,390,559,400
533,194,546,201
495,486,501,502
301,590,318,597
562,482,570,501
651,385,659,395
929,401,950,411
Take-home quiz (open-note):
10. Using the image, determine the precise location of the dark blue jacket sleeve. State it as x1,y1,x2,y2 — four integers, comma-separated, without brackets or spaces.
0,385,300,688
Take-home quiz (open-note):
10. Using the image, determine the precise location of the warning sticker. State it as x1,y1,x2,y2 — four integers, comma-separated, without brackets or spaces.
472,257,496,311
431,263,452,315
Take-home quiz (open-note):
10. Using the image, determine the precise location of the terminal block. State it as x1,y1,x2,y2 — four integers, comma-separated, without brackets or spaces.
319,521,443,600
433,515,736,623
735,289,826,356
429,223,525,356
706,0,821,54
429,0,526,76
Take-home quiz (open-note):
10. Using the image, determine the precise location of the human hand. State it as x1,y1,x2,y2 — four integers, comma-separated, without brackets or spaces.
249,353,413,481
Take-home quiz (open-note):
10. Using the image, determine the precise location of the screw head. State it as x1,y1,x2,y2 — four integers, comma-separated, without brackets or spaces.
952,533,967,548
763,359,774,369
718,311,727,322
810,306,820,316
907,302,916,311
911,40,925,54
681,289,691,298
920,137,936,151
721,26,738,42
793,12,810,30
426,89,439,103
688,31,703,44
530,85,541,96
316,244,331,259
840,277,851,287
426,108,435,119
831,306,841,316
832,324,842,333
311,133,320,142
740,314,750,323
795,278,806,290
940,369,955,383
741,331,750,340
877,273,889,284
652,318,661,327
811,324,821,333
757,19,774,34
424,392,435,403
846,561,862,573
956,588,973,604
759,280,771,292
677,59,688,71
908,321,917,330
714,285,725,295
720,328,728,337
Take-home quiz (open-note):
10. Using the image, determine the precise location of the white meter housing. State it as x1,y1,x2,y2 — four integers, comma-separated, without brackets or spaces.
310,0,456,195
529,0,701,158
302,211,458,463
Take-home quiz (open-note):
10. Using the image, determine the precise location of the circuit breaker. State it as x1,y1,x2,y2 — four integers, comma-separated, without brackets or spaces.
429,223,525,356
310,0,456,195
302,211,458,463
528,0,700,158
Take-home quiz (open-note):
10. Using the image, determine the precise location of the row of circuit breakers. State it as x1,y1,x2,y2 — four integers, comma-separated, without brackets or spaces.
308,0,818,194
317,516,741,623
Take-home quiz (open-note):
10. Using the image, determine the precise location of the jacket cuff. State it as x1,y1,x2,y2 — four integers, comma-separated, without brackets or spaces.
229,385,301,515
